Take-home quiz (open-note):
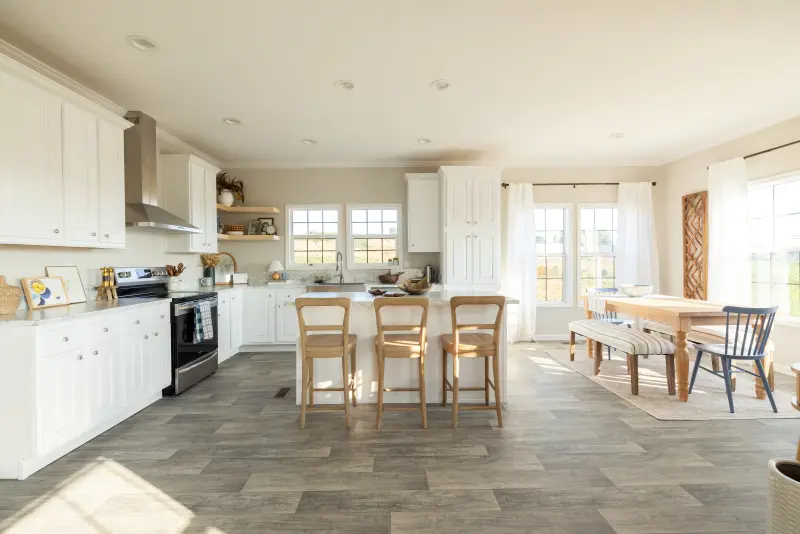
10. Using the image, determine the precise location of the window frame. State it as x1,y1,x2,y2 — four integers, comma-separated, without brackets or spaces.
747,171,800,326
284,204,342,270
535,203,574,308
577,203,619,298
345,203,404,270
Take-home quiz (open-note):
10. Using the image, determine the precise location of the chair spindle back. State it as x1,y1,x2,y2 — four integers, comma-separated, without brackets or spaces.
722,305,778,357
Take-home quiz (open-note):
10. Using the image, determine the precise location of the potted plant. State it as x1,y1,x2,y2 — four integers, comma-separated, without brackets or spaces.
216,172,244,207
200,254,220,285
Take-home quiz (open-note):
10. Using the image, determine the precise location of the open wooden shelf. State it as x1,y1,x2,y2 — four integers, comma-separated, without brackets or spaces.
217,234,281,241
216,204,280,214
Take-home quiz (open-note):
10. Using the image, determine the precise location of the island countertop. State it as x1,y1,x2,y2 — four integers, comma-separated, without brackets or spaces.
292,290,519,304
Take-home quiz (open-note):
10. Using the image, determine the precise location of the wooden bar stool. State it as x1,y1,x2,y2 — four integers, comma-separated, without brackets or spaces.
373,297,430,430
441,296,505,428
296,297,357,429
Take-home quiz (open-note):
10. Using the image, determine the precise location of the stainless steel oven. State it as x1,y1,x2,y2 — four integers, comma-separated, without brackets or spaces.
166,294,219,395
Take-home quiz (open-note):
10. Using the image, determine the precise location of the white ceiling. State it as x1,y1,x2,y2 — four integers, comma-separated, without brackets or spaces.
1,0,800,167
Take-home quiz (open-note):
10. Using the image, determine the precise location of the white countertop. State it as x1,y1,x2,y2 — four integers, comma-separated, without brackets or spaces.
0,297,169,326
293,290,519,304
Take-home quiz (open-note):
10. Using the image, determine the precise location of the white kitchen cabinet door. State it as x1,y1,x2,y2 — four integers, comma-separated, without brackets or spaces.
62,102,100,245
229,291,243,352
97,118,126,246
217,294,232,362
275,296,299,343
189,161,207,252
81,339,117,431
445,230,472,286
444,172,472,229
123,332,147,405
150,311,171,390
36,349,80,456
163,155,219,253
0,68,64,244
242,290,275,344
405,173,440,253
472,172,500,229
472,229,500,287
204,167,218,252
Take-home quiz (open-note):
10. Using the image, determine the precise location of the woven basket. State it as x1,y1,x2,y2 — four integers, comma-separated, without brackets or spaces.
767,460,800,533
0,275,22,314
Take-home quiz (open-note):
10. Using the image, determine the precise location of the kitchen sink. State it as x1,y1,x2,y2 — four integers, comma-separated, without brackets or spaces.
306,283,366,293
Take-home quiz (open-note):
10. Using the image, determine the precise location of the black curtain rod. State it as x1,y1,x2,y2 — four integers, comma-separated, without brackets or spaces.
500,181,657,189
705,139,800,169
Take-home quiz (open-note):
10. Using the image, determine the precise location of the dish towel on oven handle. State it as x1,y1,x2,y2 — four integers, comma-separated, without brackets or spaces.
194,300,214,343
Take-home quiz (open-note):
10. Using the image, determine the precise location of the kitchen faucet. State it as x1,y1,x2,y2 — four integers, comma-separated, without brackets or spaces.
335,251,344,283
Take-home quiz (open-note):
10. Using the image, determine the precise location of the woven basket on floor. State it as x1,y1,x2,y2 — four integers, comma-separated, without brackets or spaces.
767,460,800,533
0,275,22,314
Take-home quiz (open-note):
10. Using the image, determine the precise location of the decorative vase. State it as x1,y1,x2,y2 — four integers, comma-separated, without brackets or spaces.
203,266,215,286
217,189,234,207
0,275,22,314
767,460,800,533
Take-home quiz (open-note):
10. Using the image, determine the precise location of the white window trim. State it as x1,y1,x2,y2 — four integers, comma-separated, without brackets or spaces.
536,203,574,308
346,203,404,270
284,204,342,270
747,172,800,327
577,203,618,299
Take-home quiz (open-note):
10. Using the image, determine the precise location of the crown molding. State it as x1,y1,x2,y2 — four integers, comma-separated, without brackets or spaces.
221,157,662,170
156,129,222,167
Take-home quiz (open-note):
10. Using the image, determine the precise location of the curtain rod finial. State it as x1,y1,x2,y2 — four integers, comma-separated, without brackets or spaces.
652,181,657,186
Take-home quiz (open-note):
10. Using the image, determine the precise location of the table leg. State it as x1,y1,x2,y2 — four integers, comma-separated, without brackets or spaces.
675,330,690,402
755,344,775,400
585,304,594,359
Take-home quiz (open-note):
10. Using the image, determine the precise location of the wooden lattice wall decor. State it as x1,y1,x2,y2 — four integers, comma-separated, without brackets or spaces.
682,191,708,300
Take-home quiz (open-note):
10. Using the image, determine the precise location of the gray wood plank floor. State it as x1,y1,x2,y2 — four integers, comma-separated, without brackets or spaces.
0,342,797,533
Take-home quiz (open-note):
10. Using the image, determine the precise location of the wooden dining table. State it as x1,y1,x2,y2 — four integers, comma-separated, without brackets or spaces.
599,296,731,402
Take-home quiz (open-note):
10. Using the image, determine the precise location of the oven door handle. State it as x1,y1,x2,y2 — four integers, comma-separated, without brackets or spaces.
176,349,218,373
174,298,218,316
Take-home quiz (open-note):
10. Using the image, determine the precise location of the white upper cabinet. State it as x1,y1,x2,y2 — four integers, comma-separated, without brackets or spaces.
162,154,220,253
0,67,64,244
0,54,130,248
439,166,501,289
405,173,440,253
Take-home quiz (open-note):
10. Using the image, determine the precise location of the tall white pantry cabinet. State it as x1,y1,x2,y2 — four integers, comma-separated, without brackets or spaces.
439,166,501,290
0,53,130,248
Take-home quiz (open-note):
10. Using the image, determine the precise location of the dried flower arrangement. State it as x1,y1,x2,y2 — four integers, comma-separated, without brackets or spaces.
216,172,244,203
201,253,221,268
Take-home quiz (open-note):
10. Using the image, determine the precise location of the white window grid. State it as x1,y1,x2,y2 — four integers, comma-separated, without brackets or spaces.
578,205,618,296
285,205,342,269
535,205,572,305
346,204,403,270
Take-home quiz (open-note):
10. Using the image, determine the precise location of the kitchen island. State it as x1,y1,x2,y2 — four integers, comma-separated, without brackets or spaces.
293,291,517,405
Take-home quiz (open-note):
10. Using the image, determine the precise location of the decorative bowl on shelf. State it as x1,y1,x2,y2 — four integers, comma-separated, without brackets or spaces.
224,224,245,235
368,288,386,296
398,278,431,295
619,284,654,298
378,271,403,284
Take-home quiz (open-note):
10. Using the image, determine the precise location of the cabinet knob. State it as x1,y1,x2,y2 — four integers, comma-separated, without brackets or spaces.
92,232,97,237
63,337,69,342
104,327,108,332
135,320,140,324
54,229,60,234
160,314,165,319
144,335,149,340
77,354,83,360
105,233,110,238
93,350,98,355
154,332,159,336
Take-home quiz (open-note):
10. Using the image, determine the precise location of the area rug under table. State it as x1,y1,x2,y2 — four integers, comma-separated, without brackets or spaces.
544,348,800,421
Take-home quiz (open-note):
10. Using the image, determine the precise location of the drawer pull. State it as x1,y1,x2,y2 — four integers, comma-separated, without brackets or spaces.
92,232,97,237
144,335,149,340
104,328,109,332
154,332,159,337
63,337,69,342
161,315,165,319
135,320,140,324
93,350,98,355
77,354,83,360
105,233,110,238
54,229,59,234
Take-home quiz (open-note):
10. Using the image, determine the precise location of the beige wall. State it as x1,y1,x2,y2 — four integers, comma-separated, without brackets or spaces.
659,115,800,371
501,167,663,337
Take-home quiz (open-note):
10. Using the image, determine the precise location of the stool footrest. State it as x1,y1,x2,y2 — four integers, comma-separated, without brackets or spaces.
305,405,346,412
383,387,420,392
382,406,422,412
460,404,497,411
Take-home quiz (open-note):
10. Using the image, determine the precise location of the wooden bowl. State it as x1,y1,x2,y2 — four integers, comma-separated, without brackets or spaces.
398,278,431,295
368,288,386,296
378,272,403,284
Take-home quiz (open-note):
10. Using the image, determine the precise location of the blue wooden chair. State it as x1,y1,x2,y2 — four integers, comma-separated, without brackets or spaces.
689,305,778,413
587,287,633,360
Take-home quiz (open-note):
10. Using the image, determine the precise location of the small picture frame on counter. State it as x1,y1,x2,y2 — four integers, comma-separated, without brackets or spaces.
45,265,87,304
21,277,70,309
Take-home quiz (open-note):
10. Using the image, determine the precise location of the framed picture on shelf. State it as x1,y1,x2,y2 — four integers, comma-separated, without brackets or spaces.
247,220,260,235
258,217,277,235
21,277,70,309
45,265,87,303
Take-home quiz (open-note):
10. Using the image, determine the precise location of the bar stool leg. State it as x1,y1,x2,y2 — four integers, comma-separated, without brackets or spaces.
309,357,315,407
484,357,490,406
441,348,448,407
375,349,384,430
342,353,351,429
492,353,503,428
452,353,460,428
350,345,357,407
300,355,308,429
419,350,427,429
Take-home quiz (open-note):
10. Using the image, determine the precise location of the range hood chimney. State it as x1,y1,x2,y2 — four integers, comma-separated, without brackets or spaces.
124,111,201,233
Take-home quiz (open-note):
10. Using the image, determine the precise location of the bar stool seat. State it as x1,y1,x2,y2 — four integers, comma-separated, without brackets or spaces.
376,334,424,355
307,334,357,352
441,333,494,353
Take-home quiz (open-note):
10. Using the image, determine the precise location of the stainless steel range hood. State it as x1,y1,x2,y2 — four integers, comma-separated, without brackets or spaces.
124,111,201,233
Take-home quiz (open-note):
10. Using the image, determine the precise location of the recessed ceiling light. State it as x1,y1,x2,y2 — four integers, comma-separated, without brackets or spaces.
302,139,317,145
222,118,241,125
335,80,355,91
429,79,451,91
417,138,432,144
609,132,626,139
126,35,156,51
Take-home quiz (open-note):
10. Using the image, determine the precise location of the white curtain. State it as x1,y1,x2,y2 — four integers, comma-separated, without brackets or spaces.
617,182,660,291
504,184,537,342
708,158,750,304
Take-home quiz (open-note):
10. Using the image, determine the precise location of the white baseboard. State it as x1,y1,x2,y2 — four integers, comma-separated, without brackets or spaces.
531,334,569,342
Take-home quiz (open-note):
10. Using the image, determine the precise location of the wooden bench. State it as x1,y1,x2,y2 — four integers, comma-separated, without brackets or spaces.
568,320,677,396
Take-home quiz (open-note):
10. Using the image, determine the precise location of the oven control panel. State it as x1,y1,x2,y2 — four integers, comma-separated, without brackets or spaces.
114,267,170,285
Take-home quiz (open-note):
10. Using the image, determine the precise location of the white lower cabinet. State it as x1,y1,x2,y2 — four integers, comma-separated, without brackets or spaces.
276,290,301,343
0,300,172,479
230,291,243,350
242,287,304,347
217,289,244,363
